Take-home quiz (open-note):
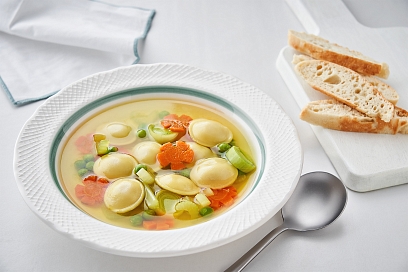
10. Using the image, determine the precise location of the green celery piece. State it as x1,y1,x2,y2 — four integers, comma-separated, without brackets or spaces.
96,139,110,156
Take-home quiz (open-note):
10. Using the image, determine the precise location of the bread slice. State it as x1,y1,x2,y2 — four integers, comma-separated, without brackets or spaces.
295,59,394,122
300,100,408,134
292,54,313,65
288,30,389,79
364,75,399,105
292,54,399,104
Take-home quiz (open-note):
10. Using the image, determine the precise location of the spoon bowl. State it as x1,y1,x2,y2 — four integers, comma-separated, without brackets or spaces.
225,171,347,272
284,171,347,231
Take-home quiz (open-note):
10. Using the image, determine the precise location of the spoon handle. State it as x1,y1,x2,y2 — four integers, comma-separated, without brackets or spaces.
224,224,287,272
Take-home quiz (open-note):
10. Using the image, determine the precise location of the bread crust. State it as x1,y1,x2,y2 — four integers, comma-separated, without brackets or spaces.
288,30,389,79
300,100,408,134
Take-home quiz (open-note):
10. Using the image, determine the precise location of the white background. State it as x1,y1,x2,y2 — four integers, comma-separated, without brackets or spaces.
1,0,408,271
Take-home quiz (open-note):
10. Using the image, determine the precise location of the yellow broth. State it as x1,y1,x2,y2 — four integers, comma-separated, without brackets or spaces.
59,99,257,230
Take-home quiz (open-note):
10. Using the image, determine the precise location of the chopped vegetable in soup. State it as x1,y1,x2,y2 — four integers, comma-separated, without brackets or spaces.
59,99,256,230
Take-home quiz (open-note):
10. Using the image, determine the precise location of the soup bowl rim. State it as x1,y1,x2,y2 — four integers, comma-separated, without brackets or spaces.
13,63,303,257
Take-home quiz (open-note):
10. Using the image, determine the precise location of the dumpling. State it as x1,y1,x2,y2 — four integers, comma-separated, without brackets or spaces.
188,119,233,147
155,174,200,195
190,158,238,189
185,142,215,166
100,122,136,146
93,153,137,179
131,141,161,165
104,178,145,213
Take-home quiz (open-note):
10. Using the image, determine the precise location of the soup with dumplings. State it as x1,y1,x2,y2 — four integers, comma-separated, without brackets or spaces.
59,98,257,230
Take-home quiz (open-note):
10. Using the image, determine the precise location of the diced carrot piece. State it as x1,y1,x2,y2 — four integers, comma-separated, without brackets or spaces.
143,220,157,230
209,199,221,210
209,189,228,200
207,186,237,209
226,186,237,198
179,114,192,123
163,219,174,228
229,191,237,198
160,114,192,133
220,195,234,207
156,222,170,230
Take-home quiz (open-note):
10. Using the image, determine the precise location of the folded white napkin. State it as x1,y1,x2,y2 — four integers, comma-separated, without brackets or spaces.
0,0,155,105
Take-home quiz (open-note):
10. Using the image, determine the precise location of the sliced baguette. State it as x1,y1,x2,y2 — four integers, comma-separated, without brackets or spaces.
292,54,399,104
364,75,399,105
300,100,408,134
288,30,389,79
295,59,394,122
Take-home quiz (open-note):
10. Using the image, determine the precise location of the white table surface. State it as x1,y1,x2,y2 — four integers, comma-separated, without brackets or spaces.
1,0,408,271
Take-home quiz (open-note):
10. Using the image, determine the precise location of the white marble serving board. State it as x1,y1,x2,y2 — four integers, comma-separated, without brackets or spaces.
277,0,408,192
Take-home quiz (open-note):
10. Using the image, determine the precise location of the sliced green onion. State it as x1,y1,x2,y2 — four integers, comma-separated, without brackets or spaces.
225,146,255,173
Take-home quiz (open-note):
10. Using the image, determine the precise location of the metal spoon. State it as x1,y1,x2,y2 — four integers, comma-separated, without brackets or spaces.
225,171,347,272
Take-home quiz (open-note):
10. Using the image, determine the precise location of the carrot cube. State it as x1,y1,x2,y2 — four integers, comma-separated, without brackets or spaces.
143,220,157,230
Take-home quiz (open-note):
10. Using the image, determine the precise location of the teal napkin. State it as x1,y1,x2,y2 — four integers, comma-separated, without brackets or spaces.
0,0,155,106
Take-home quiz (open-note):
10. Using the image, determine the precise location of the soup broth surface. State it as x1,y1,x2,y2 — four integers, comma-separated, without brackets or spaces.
59,98,257,230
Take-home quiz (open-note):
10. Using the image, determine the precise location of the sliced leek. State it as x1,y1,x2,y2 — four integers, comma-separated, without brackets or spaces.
137,167,155,185
156,190,181,214
225,146,255,173
144,185,159,211
148,124,178,144
174,200,200,219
